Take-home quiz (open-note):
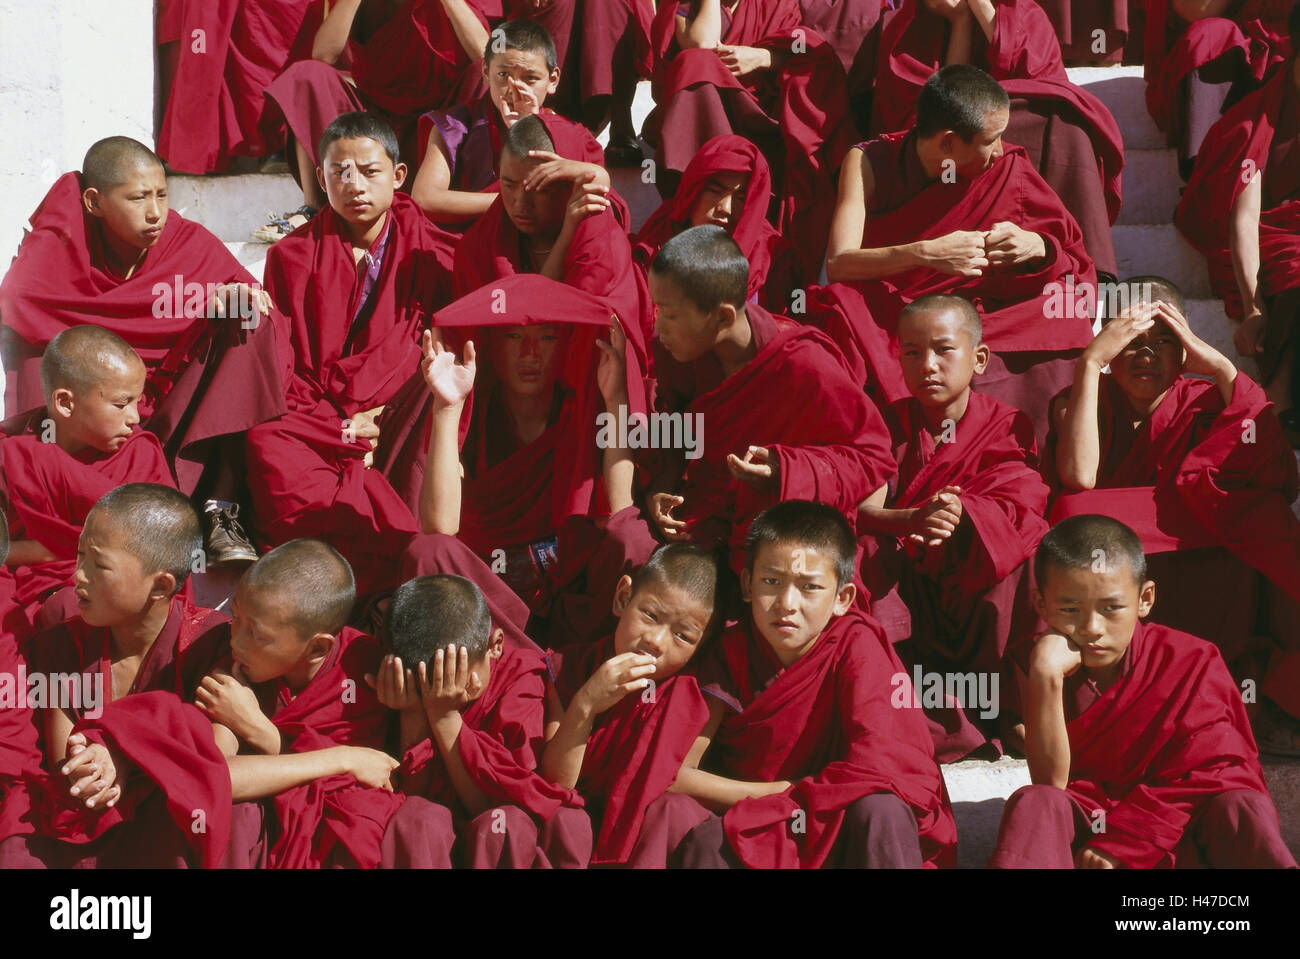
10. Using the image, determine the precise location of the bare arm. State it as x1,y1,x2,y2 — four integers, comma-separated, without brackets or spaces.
668,699,793,812
1023,636,1078,789
439,0,491,62
1229,171,1265,323
1054,359,1105,491
227,745,397,801
410,125,498,222
826,148,926,282
416,331,473,536
5,540,58,566
678,1,722,49
312,0,363,63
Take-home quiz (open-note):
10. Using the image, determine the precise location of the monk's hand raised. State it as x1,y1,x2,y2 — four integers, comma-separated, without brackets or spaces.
349,405,385,468
365,654,424,713
1029,629,1083,682
1154,299,1231,380
196,668,265,740
920,230,988,277
1235,305,1268,357
421,329,476,410
524,153,609,193
727,445,780,492
909,485,963,548
595,315,630,408
564,172,612,228
578,652,657,715
649,492,690,542
1075,846,1121,869
983,221,1046,267
716,44,772,78
63,735,122,810
337,745,400,792
1082,305,1156,370
419,645,481,720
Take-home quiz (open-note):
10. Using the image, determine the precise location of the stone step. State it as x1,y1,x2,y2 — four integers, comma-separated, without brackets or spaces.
1112,223,1212,299
225,240,271,284
1117,148,1183,226
1065,64,1166,152
168,171,302,244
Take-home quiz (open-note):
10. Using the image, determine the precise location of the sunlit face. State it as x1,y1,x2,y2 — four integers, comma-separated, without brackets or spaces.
1033,563,1155,673
898,308,987,409
498,151,568,237
1106,316,1183,408
943,107,1008,178
486,324,567,398
649,271,719,364
484,49,558,127
52,356,146,454
74,510,171,628
229,580,326,687
611,575,714,682
318,136,407,231
689,171,749,232
742,542,855,667
83,161,169,252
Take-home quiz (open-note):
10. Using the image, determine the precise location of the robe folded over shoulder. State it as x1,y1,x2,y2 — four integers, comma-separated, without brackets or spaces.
1143,0,1292,137
1175,66,1300,319
0,596,230,865
632,135,803,312
703,609,957,868
874,0,1123,275
0,427,175,637
260,627,405,869
245,192,452,594
645,0,855,277
546,635,711,865
0,172,287,493
1023,619,1275,868
156,0,315,173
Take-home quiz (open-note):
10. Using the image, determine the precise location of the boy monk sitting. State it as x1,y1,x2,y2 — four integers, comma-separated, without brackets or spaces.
858,294,1048,761
0,135,284,551
671,501,958,869
0,483,232,868
1048,277,1300,754
1,327,176,636
372,574,589,867
990,514,1296,868
541,544,728,867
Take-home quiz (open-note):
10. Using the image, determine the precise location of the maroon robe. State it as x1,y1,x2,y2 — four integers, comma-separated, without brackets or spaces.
704,609,958,868
575,0,656,126
1035,0,1131,63
0,173,287,494
644,0,855,276
874,0,1124,277
863,392,1049,762
244,192,452,595
797,0,885,101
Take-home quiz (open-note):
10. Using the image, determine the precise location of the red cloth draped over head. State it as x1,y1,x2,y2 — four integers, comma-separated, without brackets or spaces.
1056,620,1271,868
874,0,1124,223
401,643,583,819
1175,66,1300,318
1143,0,1292,134
264,627,405,869
706,609,958,868
632,134,801,309
546,636,711,865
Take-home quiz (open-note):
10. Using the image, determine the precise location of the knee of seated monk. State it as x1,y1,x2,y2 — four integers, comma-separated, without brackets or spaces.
1170,0,1233,22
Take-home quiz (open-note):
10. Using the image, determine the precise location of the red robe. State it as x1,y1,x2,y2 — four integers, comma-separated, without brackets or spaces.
575,0,656,119
645,0,855,276
1175,66,1300,319
631,134,803,312
0,173,287,494
874,0,1123,276
705,609,958,868
244,192,451,595
1026,0,1133,63
156,0,316,173
864,392,1049,762
797,0,885,100
546,635,712,865
0,427,175,637
0,596,231,867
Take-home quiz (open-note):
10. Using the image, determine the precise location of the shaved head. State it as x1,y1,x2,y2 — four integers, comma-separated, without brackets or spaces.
242,539,356,639
916,64,1010,141
502,113,555,163
900,294,982,347
40,325,144,401
385,575,493,665
82,136,164,193
1034,514,1147,588
90,483,202,590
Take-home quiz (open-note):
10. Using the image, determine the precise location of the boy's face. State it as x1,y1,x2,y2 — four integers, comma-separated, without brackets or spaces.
1032,561,1155,673
742,541,856,667
429,629,505,704
689,171,749,233
938,107,1008,179
649,272,723,364
51,356,146,453
74,511,172,628
898,307,988,408
487,324,567,398
484,48,558,127
229,580,326,685
82,161,169,251
499,152,569,237
318,137,407,231
1107,315,1183,406
611,575,714,682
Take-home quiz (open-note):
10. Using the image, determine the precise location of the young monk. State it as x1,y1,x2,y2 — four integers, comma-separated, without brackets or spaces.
0,136,284,555
0,483,233,868
1048,277,1300,754
643,0,854,275
858,295,1049,761
260,0,493,231
196,539,428,869
243,111,452,597
823,63,1096,445
372,574,589,867
990,514,1296,868
873,0,1124,279
671,501,958,868
632,134,803,313
1,328,177,636
1176,8,1300,427
410,18,609,232
541,543,728,867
